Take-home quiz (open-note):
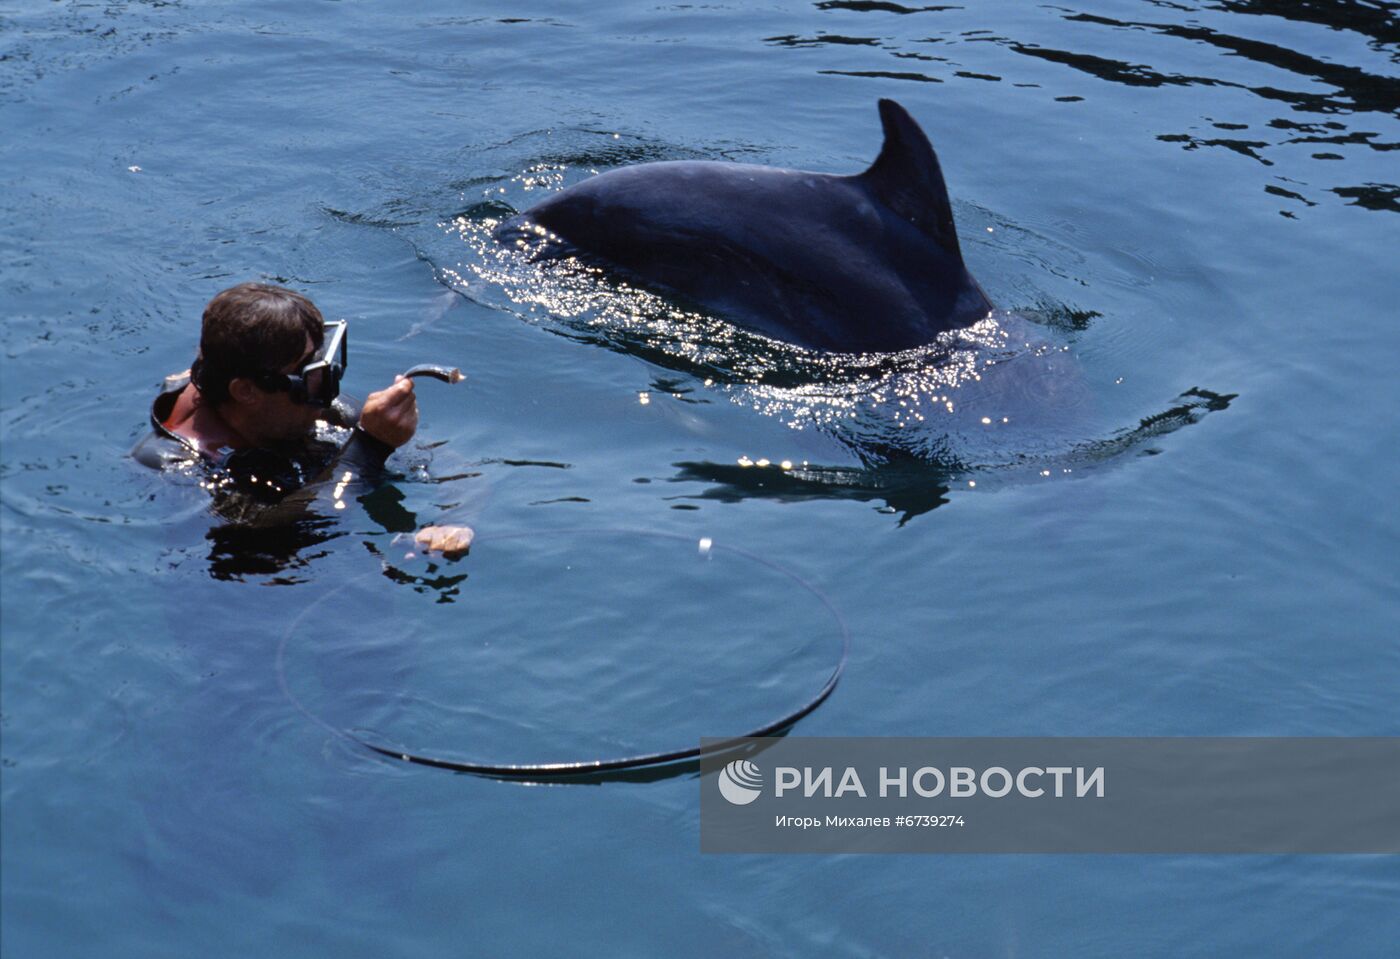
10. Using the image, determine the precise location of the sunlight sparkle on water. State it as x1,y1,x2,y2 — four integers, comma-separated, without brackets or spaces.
440,213,1070,451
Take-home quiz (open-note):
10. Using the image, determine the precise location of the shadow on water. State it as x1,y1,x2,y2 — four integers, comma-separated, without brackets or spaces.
453,734,792,787
671,458,953,524
671,386,1235,523
297,707,798,787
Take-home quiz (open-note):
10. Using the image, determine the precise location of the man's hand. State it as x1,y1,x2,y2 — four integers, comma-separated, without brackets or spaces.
414,524,475,558
359,376,418,448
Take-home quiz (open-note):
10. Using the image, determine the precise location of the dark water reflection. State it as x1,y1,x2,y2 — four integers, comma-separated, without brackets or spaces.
672,459,953,523
1063,11,1400,116
798,0,1398,215
816,1,960,13
1210,0,1400,48
673,386,1234,522
204,517,341,583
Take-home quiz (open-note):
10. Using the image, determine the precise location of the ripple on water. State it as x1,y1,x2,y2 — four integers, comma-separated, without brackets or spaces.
278,529,847,769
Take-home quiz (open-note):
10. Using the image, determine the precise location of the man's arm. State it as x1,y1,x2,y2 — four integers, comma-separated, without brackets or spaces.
247,377,474,556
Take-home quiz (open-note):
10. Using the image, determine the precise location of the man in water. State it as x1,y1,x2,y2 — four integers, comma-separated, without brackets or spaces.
133,282,472,556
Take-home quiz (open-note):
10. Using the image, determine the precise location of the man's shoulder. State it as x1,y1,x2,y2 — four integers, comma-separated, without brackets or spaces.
132,373,202,470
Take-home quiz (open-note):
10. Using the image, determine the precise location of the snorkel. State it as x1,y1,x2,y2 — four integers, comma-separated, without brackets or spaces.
401,364,466,384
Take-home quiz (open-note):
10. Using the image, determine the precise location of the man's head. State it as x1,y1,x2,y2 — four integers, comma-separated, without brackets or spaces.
192,283,327,443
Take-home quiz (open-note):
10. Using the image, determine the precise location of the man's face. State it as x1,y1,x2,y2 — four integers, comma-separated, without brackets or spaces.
244,333,322,444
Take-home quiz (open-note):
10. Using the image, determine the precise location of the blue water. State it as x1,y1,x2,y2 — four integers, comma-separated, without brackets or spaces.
3,0,1398,955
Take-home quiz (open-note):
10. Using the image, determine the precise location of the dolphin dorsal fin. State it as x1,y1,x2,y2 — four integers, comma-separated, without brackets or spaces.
859,99,964,261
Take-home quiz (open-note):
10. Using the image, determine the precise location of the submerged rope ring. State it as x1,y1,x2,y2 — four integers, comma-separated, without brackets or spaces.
277,529,849,778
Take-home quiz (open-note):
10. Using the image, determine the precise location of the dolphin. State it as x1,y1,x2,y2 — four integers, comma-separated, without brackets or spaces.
494,99,993,353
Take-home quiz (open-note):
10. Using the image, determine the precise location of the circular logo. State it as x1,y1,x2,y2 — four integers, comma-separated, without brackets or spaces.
718,759,764,805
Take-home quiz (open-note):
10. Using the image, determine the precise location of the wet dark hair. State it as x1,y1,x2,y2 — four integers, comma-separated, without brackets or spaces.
191,283,324,407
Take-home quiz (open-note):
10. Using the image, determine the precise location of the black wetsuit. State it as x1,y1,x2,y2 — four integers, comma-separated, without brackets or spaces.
131,373,395,517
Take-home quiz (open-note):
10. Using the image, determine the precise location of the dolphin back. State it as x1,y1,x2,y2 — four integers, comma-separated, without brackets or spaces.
496,99,992,352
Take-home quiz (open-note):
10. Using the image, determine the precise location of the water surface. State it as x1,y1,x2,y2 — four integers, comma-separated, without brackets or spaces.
3,1,1397,955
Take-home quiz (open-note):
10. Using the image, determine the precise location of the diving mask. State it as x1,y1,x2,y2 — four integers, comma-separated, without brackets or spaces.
254,320,348,408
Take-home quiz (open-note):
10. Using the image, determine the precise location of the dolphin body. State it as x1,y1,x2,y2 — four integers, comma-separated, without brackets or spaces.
494,99,993,354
